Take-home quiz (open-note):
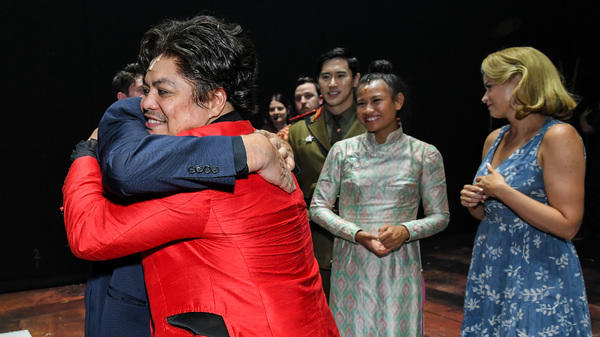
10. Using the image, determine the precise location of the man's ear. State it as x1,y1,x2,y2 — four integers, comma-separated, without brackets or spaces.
352,72,361,87
207,87,228,117
117,92,127,100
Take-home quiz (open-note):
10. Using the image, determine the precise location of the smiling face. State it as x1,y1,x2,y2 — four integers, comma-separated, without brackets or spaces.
268,99,288,124
141,55,217,135
481,74,521,119
318,58,359,114
356,79,403,143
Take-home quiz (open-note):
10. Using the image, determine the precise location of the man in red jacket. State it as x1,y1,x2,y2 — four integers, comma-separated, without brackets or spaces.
63,15,337,337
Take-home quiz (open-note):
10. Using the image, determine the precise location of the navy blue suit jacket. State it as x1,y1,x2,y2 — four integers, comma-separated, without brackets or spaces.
99,97,237,197
85,97,238,337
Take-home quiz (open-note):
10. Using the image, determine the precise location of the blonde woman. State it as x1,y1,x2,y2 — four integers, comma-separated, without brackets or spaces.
460,47,591,336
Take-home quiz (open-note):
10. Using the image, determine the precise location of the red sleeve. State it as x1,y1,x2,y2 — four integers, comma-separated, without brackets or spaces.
62,156,210,261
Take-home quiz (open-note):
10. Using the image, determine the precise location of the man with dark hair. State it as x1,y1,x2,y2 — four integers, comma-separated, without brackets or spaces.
294,76,322,117
287,47,366,301
112,63,144,100
79,61,148,337
79,22,295,337
64,15,337,337
276,76,322,140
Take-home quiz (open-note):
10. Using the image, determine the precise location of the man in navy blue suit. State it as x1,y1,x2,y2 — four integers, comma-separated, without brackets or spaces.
76,44,294,336
80,96,294,337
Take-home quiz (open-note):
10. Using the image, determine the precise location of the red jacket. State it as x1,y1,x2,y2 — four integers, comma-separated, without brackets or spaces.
63,120,338,337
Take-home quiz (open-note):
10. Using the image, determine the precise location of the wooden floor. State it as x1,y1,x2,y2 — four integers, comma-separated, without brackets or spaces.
0,283,85,337
0,231,597,336
0,284,465,337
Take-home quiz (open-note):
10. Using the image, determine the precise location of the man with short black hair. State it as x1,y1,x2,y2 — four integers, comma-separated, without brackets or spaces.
112,63,144,100
287,47,366,300
64,15,337,337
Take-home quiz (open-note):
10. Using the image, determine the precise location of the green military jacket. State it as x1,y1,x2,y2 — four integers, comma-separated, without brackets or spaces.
288,104,366,270
288,105,366,204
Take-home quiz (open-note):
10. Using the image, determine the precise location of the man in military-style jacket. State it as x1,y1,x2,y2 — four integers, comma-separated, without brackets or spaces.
288,47,366,300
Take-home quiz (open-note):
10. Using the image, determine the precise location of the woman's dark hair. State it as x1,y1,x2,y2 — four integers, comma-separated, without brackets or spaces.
264,93,291,129
270,93,291,112
138,15,258,116
359,60,407,99
358,59,411,120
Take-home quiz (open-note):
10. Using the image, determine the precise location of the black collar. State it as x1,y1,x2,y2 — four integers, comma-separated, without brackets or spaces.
213,110,242,123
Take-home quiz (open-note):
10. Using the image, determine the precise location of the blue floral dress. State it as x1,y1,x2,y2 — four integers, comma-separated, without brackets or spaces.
461,117,592,336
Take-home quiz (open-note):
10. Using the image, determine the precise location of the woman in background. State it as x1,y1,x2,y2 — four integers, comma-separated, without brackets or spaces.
460,46,591,336
263,93,290,133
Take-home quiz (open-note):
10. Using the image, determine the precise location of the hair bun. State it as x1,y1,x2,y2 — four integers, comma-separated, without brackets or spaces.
368,59,394,74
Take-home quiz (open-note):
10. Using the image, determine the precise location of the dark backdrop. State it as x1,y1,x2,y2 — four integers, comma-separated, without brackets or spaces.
1,0,597,293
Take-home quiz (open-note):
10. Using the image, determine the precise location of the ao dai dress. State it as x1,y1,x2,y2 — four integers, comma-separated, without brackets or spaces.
461,117,592,336
310,126,450,337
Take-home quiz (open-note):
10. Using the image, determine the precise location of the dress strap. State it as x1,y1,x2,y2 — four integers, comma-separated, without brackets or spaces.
529,117,560,145
483,124,511,163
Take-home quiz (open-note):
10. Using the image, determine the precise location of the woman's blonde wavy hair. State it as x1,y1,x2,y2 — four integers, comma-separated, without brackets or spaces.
481,47,576,121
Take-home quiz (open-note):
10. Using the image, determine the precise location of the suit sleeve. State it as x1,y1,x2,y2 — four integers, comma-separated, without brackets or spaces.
62,156,210,261
98,97,237,197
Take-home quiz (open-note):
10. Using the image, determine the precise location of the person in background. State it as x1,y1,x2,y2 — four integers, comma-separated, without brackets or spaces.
310,59,449,336
277,77,322,141
263,93,291,133
459,46,591,336
294,76,323,117
81,60,149,337
64,15,336,337
287,47,366,301
112,62,144,100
